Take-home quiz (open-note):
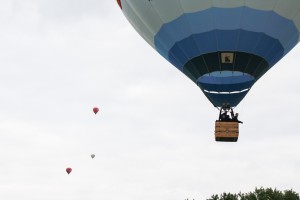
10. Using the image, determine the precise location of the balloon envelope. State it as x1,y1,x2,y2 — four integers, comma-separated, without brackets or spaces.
91,154,95,159
66,168,72,174
93,107,99,114
118,0,300,107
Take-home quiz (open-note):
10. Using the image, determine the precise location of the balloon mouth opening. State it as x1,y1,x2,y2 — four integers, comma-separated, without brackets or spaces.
197,71,255,93
196,71,254,107
203,88,250,94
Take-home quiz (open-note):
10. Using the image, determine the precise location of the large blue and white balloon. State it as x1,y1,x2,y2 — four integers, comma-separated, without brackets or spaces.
117,0,300,107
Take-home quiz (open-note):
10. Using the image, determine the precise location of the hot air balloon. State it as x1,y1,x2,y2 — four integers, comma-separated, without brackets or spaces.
117,0,300,141
93,107,99,114
91,154,95,159
66,167,72,175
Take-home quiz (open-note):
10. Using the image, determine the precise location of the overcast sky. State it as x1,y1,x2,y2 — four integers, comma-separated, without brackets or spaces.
0,1,300,200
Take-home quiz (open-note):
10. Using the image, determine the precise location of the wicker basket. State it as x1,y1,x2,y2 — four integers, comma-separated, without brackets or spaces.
215,121,239,142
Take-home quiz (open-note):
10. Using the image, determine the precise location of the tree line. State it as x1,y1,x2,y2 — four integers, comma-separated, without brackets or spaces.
185,187,299,200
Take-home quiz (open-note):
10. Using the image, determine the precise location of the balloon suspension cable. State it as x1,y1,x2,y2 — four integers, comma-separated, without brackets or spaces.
220,103,234,112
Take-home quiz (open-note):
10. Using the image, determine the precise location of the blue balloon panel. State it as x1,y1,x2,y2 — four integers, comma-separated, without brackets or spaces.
167,30,284,71
154,7,298,58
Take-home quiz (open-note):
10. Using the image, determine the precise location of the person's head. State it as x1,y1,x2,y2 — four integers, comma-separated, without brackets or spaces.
235,113,239,116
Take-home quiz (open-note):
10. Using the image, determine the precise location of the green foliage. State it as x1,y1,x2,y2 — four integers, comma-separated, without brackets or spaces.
206,187,299,200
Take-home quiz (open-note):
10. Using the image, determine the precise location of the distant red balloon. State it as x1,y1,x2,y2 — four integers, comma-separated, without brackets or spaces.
93,107,99,114
66,168,72,174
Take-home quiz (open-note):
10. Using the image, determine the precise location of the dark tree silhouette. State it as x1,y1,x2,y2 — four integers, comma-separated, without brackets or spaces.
206,187,299,200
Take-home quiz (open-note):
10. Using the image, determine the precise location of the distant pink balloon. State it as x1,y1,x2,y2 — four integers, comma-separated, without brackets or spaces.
93,107,99,114
66,168,72,175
